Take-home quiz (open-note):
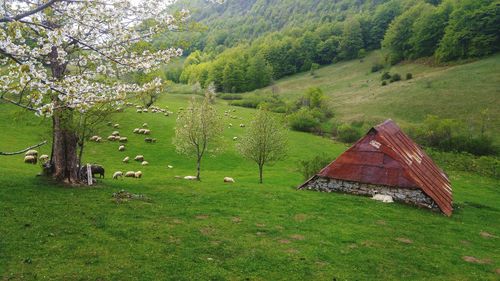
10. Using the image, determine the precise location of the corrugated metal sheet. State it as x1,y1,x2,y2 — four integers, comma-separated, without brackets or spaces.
303,119,453,216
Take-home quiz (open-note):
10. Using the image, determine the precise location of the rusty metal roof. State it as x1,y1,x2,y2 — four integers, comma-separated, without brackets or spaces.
305,119,453,216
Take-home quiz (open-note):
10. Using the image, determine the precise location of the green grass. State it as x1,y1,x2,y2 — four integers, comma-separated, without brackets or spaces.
243,52,500,133
1,92,499,280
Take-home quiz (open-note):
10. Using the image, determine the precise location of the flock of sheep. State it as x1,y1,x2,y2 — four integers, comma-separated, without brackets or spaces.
23,103,244,184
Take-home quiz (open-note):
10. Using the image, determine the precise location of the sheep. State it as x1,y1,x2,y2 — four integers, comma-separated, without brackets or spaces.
118,145,125,151
135,105,142,109
224,177,235,183
134,171,142,178
89,135,99,141
138,128,146,134
164,113,169,117
113,124,120,128
167,165,173,169
125,171,136,178
184,176,197,180
80,164,105,178
134,155,144,162
111,131,120,136
119,137,128,143
112,171,123,180
107,135,116,141
25,150,38,157
233,137,238,141
133,128,140,134
107,121,113,126
144,138,156,143
239,124,245,127
24,155,37,164
143,109,148,113
141,161,149,166
137,109,143,113
39,154,49,163
95,137,102,142
143,129,151,135
123,156,130,163
142,123,148,128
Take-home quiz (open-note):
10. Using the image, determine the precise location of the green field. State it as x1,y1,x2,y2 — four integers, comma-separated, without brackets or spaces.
1,90,499,280
243,52,500,133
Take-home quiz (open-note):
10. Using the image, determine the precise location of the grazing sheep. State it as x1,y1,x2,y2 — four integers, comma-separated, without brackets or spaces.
143,129,151,135
233,137,238,141
25,150,38,157
167,165,173,169
141,161,149,166
111,131,120,136
134,155,144,162
135,105,142,109
118,145,125,151
144,138,157,143
123,156,130,163
119,137,128,143
112,171,123,180
39,154,49,163
89,135,99,141
143,109,148,113
95,137,102,142
107,135,116,141
224,177,235,183
24,155,37,164
142,123,148,128
137,109,143,113
184,176,197,180
134,171,142,178
239,124,245,127
164,113,169,117
80,164,105,178
138,128,146,134
113,124,120,128
107,121,113,126
125,171,136,178
133,128,140,133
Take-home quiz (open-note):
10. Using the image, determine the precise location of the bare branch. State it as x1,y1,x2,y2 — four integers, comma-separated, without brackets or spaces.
0,140,47,156
0,0,61,23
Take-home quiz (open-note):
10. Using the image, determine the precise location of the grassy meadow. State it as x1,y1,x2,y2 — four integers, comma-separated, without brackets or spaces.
0,89,499,280
242,52,500,133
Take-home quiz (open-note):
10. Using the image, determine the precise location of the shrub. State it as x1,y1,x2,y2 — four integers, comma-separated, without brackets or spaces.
298,154,333,180
381,81,387,86
371,63,384,73
426,149,499,179
336,124,362,143
289,108,320,132
406,73,413,80
390,73,401,83
381,72,391,80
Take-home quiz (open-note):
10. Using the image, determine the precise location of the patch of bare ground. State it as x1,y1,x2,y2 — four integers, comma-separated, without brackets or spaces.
294,214,307,222
290,234,305,240
231,217,241,223
480,231,497,238
278,239,291,244
396,237,413,244
462,256,492,264
195,214,209,220
284,248,299,254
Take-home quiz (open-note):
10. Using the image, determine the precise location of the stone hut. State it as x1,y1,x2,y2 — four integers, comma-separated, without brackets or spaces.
299,120,453,216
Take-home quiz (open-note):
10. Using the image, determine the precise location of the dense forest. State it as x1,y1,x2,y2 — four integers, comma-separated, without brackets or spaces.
166,0,499,93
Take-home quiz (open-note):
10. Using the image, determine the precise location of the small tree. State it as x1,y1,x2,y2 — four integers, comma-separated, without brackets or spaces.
238,108,287,183
174,96,223,180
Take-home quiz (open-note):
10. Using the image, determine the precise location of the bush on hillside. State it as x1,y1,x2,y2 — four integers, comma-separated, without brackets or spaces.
219,94,243,100
390,73,401,82
336,124,362,143
371,63,384,73
381,72,391,80
426,149,499,179
289,108,321,132
298,154,333,180
406,73,413,80
381,81,387,86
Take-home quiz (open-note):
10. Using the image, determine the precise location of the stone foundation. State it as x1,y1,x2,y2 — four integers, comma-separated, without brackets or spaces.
301,177,440,211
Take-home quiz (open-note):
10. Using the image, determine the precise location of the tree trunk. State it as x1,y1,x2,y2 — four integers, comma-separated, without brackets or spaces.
196,157,201,181
259,164,263,184
51,110,79,184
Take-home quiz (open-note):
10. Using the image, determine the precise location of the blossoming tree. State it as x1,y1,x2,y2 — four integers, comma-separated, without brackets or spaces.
0,0,218,183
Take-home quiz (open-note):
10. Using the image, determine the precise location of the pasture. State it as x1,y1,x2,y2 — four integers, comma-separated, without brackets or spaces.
0,93,499,280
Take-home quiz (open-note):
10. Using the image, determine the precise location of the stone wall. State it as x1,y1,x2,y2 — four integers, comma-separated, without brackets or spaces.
301,176,440,211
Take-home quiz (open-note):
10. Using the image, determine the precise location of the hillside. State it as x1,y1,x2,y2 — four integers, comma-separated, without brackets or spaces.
1,94,499,280
236,52,500,140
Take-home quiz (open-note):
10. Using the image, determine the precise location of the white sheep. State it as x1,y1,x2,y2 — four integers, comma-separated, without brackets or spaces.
39,154,49,162
125,171,136,178
133,128,140,133
142,123,148,128
135,105,142,109
138,129,146,134
143,129,151,135
239,124,245,127
111,131,120,136
143,109,149,113
119,137,128,143
24,155,37,164
113,124,120,128
184,176,197,180
107,135,116,141
141,161,149,166
233,137,238,141
112,171,123,180
137,109,143,113
25,150,38,157
95,137,102,142
118,145,125,151
167,165,173,169
134,171,142,178
134,155,144,162
224,177,235,183
123,156,130,163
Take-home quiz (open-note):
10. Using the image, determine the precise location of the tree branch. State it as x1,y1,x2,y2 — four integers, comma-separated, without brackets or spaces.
0,140,47,156
0,0,61,23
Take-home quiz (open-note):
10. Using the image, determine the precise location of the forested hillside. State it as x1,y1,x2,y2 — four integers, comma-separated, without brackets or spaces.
170,0,499,93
